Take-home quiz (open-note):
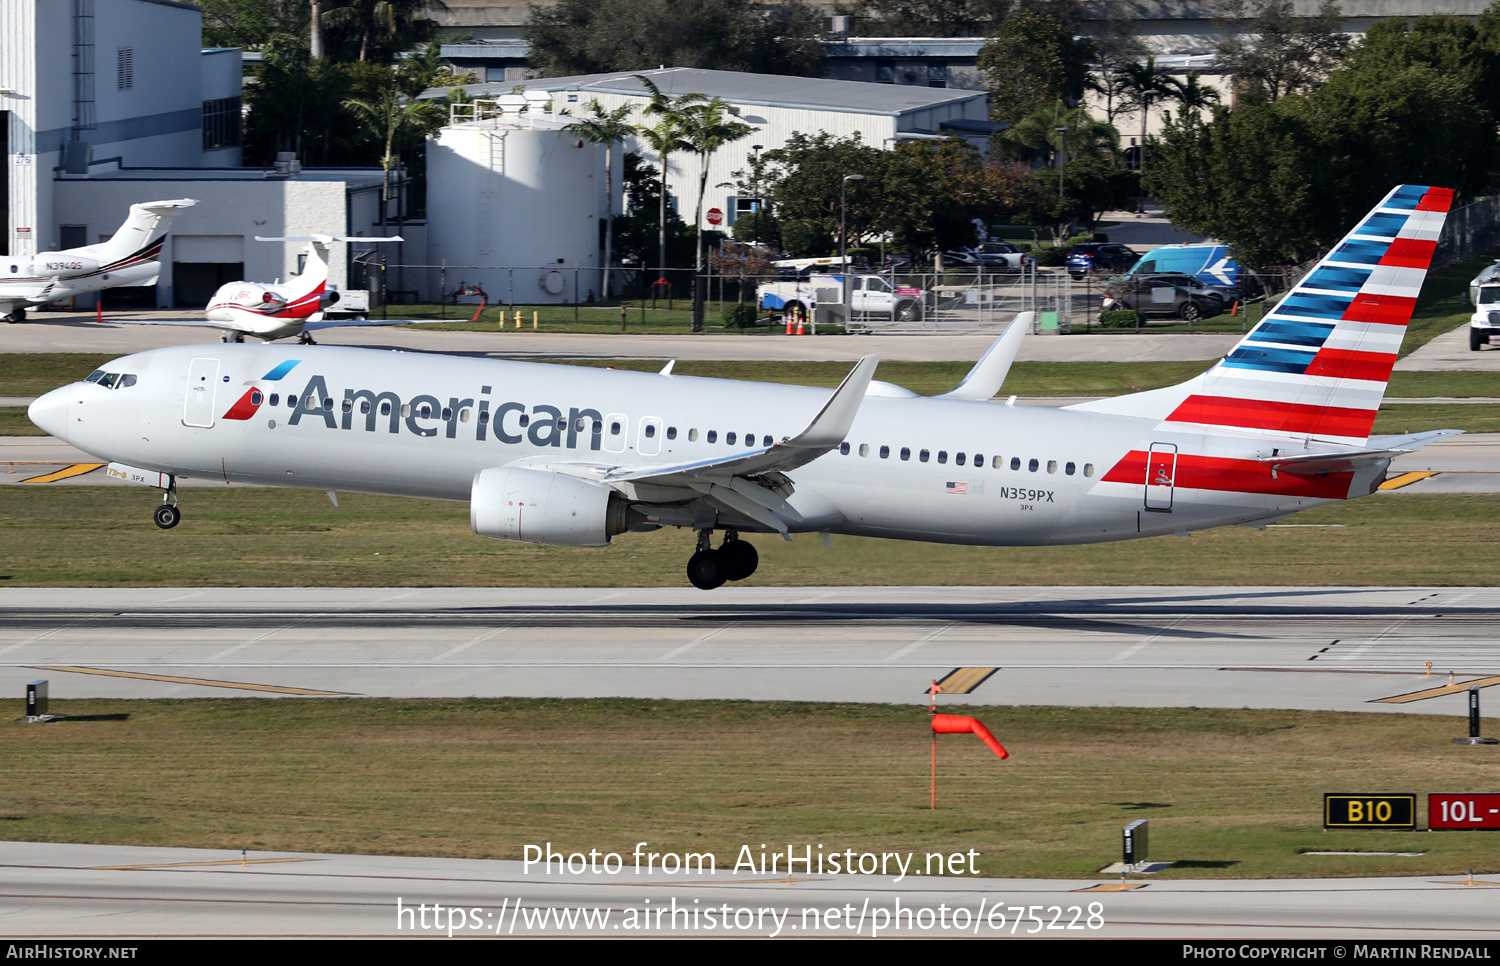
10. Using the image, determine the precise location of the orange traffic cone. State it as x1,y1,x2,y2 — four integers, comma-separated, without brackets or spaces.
796,315,806,336
785,314,794,335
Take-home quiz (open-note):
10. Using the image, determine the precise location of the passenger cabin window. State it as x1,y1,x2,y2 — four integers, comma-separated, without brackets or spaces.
666,426,677,440
1065,462,1076,475
1084,463,1095,477
839,442,850,455
937,451,948,464
955,452,966,466
919,449,930,463
1028,458,1039,472
644,424,656,438
707,430,717,443
726,432,737,445
688,428,699,442
880,445,890,459
900,447,911,461
1010,457,1021,470
992,456,1002,469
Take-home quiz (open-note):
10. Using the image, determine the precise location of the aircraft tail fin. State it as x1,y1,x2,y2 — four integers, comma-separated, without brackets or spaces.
91,199,197,268
1067,185,1455,444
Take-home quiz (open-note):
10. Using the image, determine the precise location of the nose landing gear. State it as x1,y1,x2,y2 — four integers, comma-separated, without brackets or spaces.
685,530,759,590
153,486,181,530
298,331,317,345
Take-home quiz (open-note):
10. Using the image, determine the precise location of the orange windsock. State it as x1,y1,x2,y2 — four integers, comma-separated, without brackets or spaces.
931,713,1009,760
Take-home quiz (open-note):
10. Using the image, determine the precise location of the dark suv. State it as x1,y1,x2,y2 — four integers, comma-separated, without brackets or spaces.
1066,243,1141,277
1102,274,1228,322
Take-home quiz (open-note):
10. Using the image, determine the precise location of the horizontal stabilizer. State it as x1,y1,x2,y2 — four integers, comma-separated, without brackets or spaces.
255,235,403,244
1261,429,1462,476
936,312,1031,401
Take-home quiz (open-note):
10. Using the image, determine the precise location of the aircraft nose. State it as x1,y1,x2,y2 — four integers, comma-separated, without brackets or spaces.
28,387,72,442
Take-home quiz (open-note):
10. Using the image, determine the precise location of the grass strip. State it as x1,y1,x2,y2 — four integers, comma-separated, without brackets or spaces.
3,697,1496,880
0,490,1493,587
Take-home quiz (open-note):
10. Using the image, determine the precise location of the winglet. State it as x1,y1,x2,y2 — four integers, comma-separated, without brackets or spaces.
781,354,879,450
937,312,1031,401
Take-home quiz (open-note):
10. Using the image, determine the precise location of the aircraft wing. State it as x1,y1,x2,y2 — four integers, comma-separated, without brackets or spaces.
1260,429,1463,476
300,316,481,332
100,317,258,333
600,354,879,534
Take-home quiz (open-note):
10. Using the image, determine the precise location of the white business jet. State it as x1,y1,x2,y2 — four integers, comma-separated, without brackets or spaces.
1,199,196,324
110,235,413,344
29,186,1462,589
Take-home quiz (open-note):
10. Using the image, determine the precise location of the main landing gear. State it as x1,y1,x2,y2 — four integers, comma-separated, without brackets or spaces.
219,332,245,343
153,486,181,530
686,530,759,590
298,331,317,345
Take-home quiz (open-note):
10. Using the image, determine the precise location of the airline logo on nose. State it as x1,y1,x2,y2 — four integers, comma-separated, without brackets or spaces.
221,361,301,420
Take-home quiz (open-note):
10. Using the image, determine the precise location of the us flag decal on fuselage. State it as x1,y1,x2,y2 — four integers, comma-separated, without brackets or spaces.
946,481,968,495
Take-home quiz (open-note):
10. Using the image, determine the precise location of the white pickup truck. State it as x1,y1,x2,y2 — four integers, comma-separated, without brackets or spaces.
1468,260,1500,350
757,273,925,322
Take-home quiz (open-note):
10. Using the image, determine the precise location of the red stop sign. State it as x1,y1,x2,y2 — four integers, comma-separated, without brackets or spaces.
706,208,724,226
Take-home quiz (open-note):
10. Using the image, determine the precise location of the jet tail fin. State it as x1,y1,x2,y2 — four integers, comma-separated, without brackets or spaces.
1067,185,1455,444
90,199,197,267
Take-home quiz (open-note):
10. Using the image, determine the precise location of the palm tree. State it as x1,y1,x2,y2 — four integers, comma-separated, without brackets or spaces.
1168,71,1221,126
564,100,635,299
1116,56,1177,173
999,101,1120,167
674,97,755,329
634,75,702,300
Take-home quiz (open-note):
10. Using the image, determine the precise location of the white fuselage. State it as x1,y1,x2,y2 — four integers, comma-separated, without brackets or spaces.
32,344,1367,547
0,252,161,314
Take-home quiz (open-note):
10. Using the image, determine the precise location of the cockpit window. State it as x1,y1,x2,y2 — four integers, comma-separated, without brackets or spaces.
86,371,136,389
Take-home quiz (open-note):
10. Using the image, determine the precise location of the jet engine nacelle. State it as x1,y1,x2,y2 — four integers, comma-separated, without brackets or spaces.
470,466,628,547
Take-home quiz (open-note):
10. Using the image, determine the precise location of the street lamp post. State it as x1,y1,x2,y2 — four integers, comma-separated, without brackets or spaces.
840,173,865,332
750,144,763,248
1055,126,1070,240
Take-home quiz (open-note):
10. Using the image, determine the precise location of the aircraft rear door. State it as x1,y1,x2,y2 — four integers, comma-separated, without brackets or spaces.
1144,442,1177,511
183,357,220,428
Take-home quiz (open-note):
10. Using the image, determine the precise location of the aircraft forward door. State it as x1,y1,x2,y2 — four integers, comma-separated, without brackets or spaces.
1144,442,1177,511
183,357,221,428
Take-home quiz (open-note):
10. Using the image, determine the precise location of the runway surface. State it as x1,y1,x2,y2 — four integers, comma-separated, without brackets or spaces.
3,841,1497,939
3,586,1498,716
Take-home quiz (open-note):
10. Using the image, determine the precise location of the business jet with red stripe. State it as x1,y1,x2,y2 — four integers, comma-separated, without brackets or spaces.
110,234,437,345
28,186,1461,589
1,199,195,324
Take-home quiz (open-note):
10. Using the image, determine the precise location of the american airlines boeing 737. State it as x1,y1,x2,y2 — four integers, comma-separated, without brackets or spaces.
28,186,1461,589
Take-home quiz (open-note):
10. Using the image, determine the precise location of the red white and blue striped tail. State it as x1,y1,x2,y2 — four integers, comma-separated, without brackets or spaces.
1071,185,1454,444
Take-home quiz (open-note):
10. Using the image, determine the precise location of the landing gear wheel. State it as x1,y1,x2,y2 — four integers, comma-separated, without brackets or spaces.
4,308,23,324
720,539,758,581
298,331,316,345
1472,328,1488,351
686,550,726,590
153,504,181,530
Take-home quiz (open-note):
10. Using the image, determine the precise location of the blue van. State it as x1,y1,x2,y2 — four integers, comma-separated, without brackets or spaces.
1121,244,1244,294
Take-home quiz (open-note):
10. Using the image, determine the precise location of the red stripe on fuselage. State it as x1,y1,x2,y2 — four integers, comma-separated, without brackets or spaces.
1165,395,1378,439
1103,450,1354,500
1303,348,1397,383
1378,237,1436,270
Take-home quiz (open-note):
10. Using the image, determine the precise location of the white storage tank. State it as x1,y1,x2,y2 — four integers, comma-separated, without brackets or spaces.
427,105,608,305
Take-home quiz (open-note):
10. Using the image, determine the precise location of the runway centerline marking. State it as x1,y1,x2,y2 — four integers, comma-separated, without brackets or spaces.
435,623,519,661
32,665,353,695
92,858,318,870
658,623,735,661
885,624,954,661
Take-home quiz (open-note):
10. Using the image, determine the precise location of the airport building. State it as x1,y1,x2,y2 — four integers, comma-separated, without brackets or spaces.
1,0,388,307
435,68,1001,234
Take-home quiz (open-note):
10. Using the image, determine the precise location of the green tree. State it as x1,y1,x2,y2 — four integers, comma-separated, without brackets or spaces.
526,0,824,78
996,101,1120,166
761,132,891,253
977,5,1093,122
1022,157,1138,239
564,100,637,298
885,139,1039,252
1213,0,1348,103
343,76,447,233
321,0,441,64
636,76,700,281
674,98,755,328
1114,55,1177,168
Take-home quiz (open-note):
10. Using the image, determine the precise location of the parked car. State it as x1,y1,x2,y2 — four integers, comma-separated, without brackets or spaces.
1067,243,1142,277
974,242,1035,270
1102,274,1228,322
